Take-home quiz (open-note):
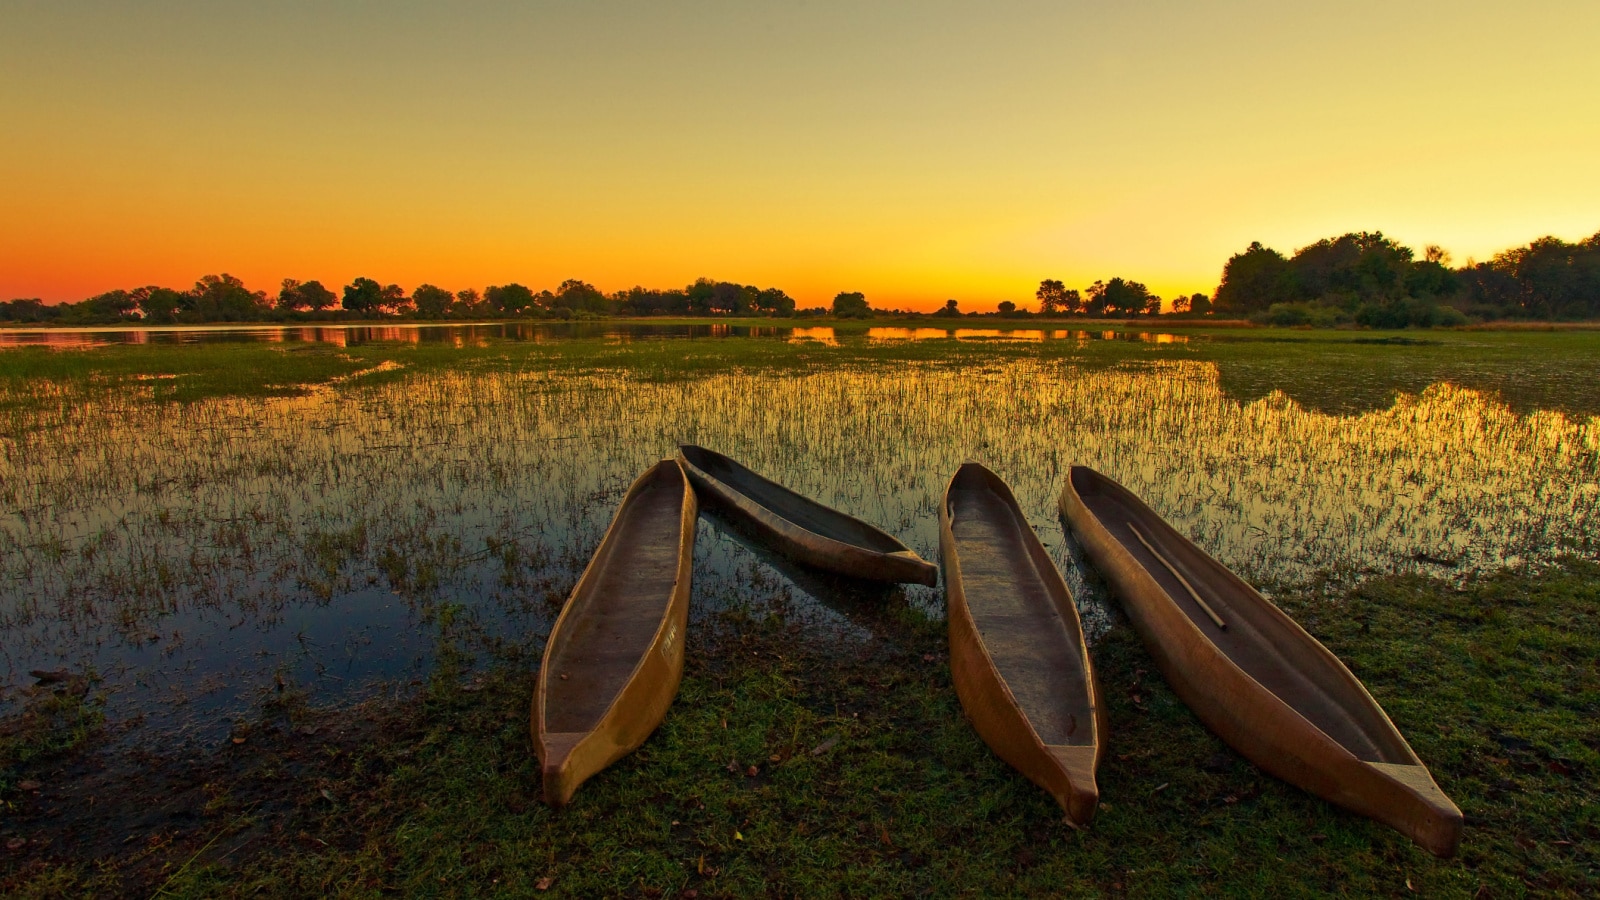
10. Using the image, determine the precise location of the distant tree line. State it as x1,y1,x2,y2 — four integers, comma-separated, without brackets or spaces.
4,229,1596,326
1019,229,1599,326
1210,230,1600,326
0,275,801,325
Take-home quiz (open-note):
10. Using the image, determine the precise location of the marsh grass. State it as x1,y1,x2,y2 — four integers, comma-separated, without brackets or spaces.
0,327,1597,895
4,325,1599,414
1,333,1597,739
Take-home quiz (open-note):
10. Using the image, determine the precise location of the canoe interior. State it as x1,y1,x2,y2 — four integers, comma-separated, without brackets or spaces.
948,466,1094,746
542,465,686,735
680,445,906,554
1069,467,1413,765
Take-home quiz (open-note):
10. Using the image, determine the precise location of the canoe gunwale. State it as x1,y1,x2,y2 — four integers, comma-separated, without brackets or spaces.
533,458,698,806
677,445,938,586
1066,466,1420,763
941,461,1101,825
1060,465,1461,857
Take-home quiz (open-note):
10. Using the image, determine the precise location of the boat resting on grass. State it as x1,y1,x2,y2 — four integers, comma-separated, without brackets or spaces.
1059,465,1462,857
941,462,1103,825
533,459,698,807
677,444,938,586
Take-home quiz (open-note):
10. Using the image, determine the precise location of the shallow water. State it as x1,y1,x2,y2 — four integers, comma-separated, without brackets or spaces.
1,336,1597,744
0,321,1190,350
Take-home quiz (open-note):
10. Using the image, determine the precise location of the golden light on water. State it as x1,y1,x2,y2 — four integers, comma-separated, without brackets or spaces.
4,355,1596,726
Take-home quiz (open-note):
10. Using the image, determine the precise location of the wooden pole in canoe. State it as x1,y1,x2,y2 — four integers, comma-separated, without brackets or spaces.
1127,523,1227,630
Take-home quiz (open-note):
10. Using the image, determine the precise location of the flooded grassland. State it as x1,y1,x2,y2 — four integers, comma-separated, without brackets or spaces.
1,326,1597,738
1,325,1598,896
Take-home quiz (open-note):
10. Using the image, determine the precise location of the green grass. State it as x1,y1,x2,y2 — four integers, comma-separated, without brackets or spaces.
3,323,1599,416
6,562,1594,897
0,675,103,796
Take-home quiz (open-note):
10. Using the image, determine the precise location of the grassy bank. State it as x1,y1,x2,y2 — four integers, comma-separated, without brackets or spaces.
3,561,1595,897
3,324,1599,417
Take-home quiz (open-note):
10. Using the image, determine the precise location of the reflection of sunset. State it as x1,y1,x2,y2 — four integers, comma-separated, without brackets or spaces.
954,329,1043,342
788,327,838,346
4,350,1596,732
867,328,950,341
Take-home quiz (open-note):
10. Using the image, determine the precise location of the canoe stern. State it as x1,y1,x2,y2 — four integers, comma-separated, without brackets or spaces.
1364,762,1464,858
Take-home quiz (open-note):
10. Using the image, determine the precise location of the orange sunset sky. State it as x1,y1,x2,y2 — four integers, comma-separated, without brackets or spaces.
3,2,1597,311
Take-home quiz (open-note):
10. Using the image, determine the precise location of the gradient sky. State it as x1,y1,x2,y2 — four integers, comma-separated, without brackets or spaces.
3,1,1597,310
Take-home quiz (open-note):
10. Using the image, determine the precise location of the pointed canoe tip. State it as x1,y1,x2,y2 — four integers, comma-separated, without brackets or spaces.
1364,761,1464,857
538,732,585,808
1046,744,1101,826
541,754,579,808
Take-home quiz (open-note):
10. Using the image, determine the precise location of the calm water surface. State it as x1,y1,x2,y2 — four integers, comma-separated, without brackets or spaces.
2,325,1596,744
0,321,1188,349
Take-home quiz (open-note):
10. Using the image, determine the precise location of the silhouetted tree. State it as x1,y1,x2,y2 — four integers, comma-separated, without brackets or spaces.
278,279,307,311
1086,278,1152,316
1470,231,1600,318
755,287,795,316
0,299,57,323
934,298,961,317
556,279,609,314
134,286,186,322
412,284,455,318
997,300,1017,316
1216,242,1295,312
832,291,870,318
190,274,269,321
485,283,536,316
686,279,716,314
1170,294,1192,314
82,289,139,320
301,281,337,311
1036,279,1067,314
342,278,384,314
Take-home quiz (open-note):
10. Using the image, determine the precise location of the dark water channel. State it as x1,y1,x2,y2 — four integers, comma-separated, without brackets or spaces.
1,325,1596,746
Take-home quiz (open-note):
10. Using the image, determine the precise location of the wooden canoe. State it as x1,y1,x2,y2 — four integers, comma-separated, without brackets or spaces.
1059,465,1462,857
532,459,698,807
677,445,938,587
941,462,1103,825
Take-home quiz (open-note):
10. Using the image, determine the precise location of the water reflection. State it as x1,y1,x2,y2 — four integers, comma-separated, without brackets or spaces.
955,329,1045,341
868,327,951,341
788,327,839,346
1,358,1595,741
0,322,1193,349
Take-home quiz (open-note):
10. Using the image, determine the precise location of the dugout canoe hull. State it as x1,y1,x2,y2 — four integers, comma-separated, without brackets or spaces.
941,462,1103,825
533,459,698,807
1059,465,1462,857
678,444,938,586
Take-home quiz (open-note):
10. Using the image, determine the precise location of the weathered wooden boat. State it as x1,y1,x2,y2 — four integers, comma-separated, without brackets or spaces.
533,459,698,807
1059,465,1462,856
677,445,938,586
941,462,1103,825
